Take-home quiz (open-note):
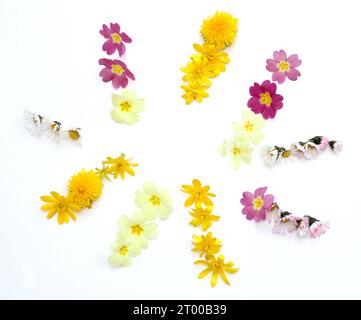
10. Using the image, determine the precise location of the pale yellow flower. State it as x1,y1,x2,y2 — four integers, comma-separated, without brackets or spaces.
111,89,144,125
108,235,141,267
232,110,265,145
219,135,254,169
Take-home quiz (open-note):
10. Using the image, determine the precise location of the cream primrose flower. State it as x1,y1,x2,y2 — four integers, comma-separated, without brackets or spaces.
135,182,173,220
108,234,141,267
232,110,265,145
219,135,253,169
111,89,144,125
117,212,158,249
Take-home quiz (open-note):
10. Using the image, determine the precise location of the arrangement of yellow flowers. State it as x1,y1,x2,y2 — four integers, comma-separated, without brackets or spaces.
109,182,173,267
40,153,138,225
180,11,238,105
181,179,238,287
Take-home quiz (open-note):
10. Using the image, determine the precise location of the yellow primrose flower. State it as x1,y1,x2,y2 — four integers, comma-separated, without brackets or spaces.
192,43,230,75
181,56,216,86
103,154,138,180
67,169,103,209
108,235,141,267
111,89,145,125
181,82,210,105
192,232,222,257
181,179,216,207
200,11,238,48
189,203,220,231
95,165,112,181
118,212,158,249
135,182,173,220
219,135,254,169
232,110,265,145
195,254,239,287
40,191,80,225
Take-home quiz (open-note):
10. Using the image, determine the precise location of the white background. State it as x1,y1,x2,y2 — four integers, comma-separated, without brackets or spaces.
1,0,360,299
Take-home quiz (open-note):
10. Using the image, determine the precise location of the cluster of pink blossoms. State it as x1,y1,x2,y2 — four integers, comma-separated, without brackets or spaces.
98,23,135,89
247,50,302,120
240,187,329,238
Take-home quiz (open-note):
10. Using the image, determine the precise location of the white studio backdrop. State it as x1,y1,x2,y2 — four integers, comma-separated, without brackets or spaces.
0,0,360,299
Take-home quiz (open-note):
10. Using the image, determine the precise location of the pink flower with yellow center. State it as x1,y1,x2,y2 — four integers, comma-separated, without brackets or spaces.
99,23,132,56
240,187,274,222
247,80,283,120
99,58,135,89
266,50,302,84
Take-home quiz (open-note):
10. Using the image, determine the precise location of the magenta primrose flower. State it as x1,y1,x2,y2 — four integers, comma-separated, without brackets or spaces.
99,58,135,89
240,187,275,222
266,50,302,84
247,80,283,119
99,23,132,56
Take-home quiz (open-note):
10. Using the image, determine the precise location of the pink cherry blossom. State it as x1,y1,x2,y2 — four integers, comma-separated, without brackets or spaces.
309,218,330,238
99,58,135,89
99,23,132,56
272,212,298,235
247,80,284,120
240,187,274,222
266,50,302,84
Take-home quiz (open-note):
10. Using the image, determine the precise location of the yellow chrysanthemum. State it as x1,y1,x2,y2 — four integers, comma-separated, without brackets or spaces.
181,56,216,86
189,203,220,231
195,254,239,287
40,191,81,225
103,154,139,180
181,179,216,207
192,232,222,257
181,82,210,105
200,11,238,48
192,43,230,75
68,169,103,209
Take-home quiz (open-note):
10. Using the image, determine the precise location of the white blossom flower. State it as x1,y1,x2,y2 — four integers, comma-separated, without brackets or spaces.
261,146,280,167
329,140,343,154
303,141,320,160
272,212,297,235
23,109,45,136
297,216,310,238
309,220,330,238
290,142,305,158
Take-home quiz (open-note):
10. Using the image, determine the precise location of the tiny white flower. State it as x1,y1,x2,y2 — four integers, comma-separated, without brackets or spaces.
329,140,343,154
23,109,45,136
135,182,173,220
108,234,141,267
309,220,330,238
290,142,305,159
266,203,280,224
45,120,62,141
232,110,265,145
303,141,320,160
261,146,280,167
118,212,158,249
297,216,310,238
272,212,297,235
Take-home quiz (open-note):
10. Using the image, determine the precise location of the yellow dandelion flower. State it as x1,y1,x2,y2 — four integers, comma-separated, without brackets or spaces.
195,254,239,287
103,154,139,180
200,11,238,48
192,43,230,75
40,191,80,225
181,179,216,207
189,204,220,231
181,82,209,105
181,56,216,86
68,169,103,209
192,232,222,257
95,165,112,181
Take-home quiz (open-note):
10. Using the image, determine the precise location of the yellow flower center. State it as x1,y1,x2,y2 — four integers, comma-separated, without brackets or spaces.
68,130,80,140
78,186,85,193
243,121,254,132
277,60,290,72
253,196,264,210
149,195,160,206
119,101,132,112
111,64,124,75
58,202,65,208
259,92,272,107
118,246,128,256
111,33,122,44
232,147,241,155
282,150,291,158
131,224,144,236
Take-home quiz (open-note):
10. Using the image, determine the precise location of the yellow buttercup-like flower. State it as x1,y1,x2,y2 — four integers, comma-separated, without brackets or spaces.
200,11,238,48
181,56,216,86
103,154,139,180
40,191,81,225
95,165,112,181
67,169,103,209
181,179,216,207
181,82,210,105
195,254,239,287
192,232,222,257
192,43,230,75
189,203,220,231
